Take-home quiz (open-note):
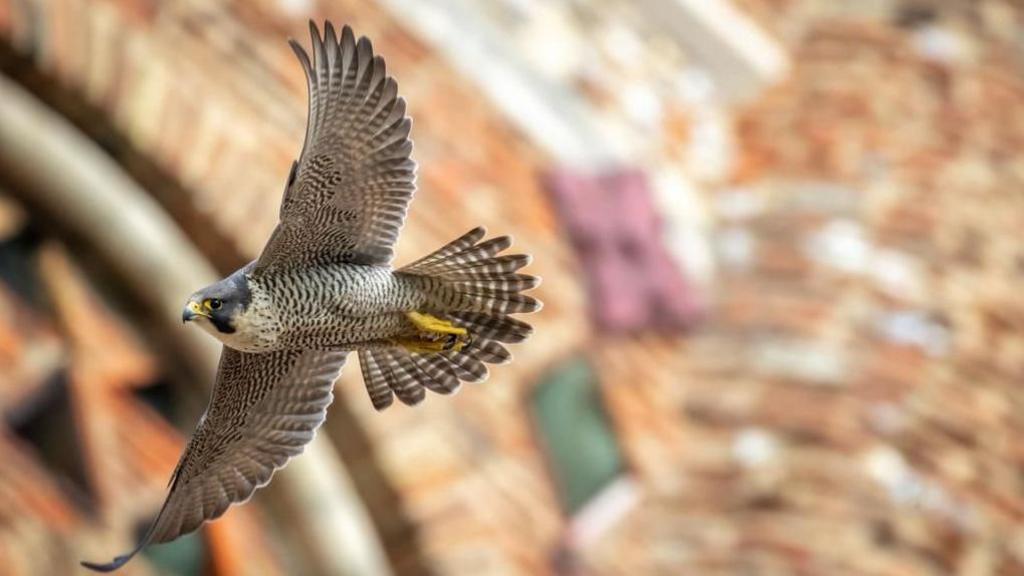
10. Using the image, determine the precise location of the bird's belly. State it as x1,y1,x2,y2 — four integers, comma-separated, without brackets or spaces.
281,311,411,349
262,264,423,350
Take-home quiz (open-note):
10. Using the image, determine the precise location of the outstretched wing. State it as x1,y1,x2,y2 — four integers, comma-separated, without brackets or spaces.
82,347,348,572
255,21,416,274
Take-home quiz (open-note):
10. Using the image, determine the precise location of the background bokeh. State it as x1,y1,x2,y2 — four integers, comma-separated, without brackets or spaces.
1,0,1024,575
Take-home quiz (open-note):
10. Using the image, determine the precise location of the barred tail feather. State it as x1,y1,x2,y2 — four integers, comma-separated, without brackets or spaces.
443,312,533,343
358,227,540,410
400,226,486,270
401,228,542,316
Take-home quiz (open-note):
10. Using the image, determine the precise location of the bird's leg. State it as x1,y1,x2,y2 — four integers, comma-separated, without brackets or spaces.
406,311,465,335
393,311,470,353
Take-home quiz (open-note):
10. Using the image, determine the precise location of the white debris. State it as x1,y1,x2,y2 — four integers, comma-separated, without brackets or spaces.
733,428,779,468
804,219,871,274
753,340,849,386
868,249,927,303
863,445,977,529
277,0,314,16
912,25,973,66
874,310,951,357
865,445,912,498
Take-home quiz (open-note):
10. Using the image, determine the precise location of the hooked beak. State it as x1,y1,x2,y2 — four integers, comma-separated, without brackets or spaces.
182,300,207,323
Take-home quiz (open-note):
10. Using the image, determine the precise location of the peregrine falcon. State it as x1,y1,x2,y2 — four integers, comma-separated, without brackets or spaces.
83,21,540,572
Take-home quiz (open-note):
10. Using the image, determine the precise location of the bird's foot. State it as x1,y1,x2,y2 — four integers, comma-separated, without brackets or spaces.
398,312,470,353
406,312,466,335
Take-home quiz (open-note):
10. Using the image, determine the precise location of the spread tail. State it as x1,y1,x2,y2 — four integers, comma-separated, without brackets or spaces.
359,227,541,410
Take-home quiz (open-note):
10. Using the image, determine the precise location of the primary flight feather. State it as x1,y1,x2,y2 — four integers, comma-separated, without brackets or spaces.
82,21,540,572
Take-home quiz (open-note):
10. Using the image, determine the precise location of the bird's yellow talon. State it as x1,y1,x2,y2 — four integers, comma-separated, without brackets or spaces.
400,312,470,353
406,311,467,336
444,333,469,353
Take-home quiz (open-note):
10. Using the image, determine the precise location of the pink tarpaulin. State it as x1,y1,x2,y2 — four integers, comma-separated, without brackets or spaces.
546,169,702,333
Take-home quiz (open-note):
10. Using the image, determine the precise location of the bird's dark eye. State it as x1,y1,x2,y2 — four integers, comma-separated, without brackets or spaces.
208,299,222,310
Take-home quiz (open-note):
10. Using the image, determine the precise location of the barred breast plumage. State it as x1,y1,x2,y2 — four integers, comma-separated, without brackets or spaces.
248,264,426,350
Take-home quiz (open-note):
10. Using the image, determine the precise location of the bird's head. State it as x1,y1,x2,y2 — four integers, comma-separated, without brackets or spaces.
182,272,252,336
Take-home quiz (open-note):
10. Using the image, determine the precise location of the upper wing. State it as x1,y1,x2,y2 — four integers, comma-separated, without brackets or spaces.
82,347,348,572
255,21,416,274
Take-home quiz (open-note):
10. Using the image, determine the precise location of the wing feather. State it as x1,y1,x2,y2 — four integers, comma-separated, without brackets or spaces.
256,21,417,273
81,348,348,572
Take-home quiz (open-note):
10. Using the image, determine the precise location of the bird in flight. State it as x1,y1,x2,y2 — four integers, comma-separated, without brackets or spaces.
83,20,540,572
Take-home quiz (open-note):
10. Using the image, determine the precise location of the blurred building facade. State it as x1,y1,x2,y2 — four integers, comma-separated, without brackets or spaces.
1,0,1024,575
0,192,285,574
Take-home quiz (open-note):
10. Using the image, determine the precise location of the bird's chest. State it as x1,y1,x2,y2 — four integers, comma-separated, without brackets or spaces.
267,266,405,346
281,265,396,314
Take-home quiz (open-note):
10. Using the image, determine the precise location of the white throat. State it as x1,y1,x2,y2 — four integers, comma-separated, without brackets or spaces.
192,303,280,353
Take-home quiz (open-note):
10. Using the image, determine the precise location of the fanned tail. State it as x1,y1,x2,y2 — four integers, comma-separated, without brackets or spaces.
401,227,542,316
358,227,541,410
